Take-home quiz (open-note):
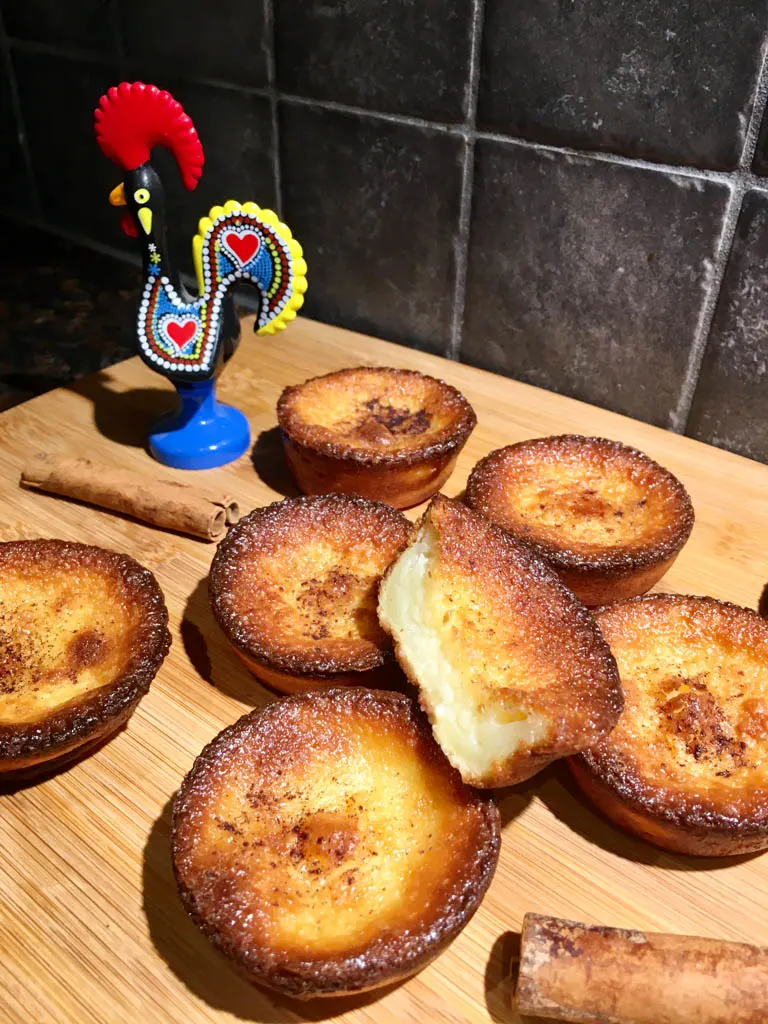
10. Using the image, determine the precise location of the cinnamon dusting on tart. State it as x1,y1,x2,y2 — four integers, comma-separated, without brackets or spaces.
466,435,693,605
277,367,476,508
571,594,768,855
0,539,169,774
172,687,500,998
210,494,413,692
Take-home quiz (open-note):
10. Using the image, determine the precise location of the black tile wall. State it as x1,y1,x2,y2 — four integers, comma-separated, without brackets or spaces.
478,0,767,170
687,192,768,461
11,51,132,247
463,141,729,426
0,54,31,209
2,0,116,53
274,0,473,122
3,0,768,463
118,0,268,89
280,102,463,354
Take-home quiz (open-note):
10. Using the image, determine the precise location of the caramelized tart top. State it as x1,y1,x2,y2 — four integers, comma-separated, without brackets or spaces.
277,367,477,465
0,540,170,759
466,435,694,572
584,595,768,833
210,495,413,676
172,687,500,996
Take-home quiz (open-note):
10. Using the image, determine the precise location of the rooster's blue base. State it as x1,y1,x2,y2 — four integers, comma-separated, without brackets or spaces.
148,378,251,470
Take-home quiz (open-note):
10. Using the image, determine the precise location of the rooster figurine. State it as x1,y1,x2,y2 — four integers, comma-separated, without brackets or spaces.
94,81,307,469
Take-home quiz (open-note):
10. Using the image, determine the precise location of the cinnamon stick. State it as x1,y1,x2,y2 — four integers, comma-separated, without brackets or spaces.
515,913,768,1024
20,454,240,542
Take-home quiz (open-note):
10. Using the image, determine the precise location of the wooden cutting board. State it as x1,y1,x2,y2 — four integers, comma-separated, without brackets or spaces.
1,315,767,1024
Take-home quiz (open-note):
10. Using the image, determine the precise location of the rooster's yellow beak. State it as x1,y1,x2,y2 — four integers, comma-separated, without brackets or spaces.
109,183,126,207
137,208,153,235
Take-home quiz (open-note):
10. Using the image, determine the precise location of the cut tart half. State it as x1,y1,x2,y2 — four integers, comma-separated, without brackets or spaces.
378,495,623,787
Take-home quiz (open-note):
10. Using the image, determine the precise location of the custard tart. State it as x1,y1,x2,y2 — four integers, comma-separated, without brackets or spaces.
378,495,623,787
277,366,476,509
570,595,768,855
209,494,413,694
465,435,694,606
0,539,170,777
172,687,500,998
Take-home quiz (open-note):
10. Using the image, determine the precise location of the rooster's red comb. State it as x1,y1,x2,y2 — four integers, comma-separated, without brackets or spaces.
94,82,204,190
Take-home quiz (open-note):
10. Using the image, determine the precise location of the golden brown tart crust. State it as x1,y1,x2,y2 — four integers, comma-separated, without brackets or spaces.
172,687,500,998
278,366,476,466
465,435,694,605
571,594,768,855
209,495,413,689
0,539,170,773
277,367,476,508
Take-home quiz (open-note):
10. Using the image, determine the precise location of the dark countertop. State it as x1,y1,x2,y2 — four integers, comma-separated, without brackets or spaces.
0,219,263,412
0,220,141,411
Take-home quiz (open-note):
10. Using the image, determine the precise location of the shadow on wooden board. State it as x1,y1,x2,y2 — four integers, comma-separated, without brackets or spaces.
486,930,518,1023
68,372,175,449
485,928,568,1024
143,798,407,1023
181,573,420,708
181,574,274,708
538,761,763,872
493,764,545,831
0,724,127,795
250,426,301,500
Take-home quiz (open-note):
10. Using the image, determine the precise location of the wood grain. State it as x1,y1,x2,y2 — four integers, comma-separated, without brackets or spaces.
1,316,767,1024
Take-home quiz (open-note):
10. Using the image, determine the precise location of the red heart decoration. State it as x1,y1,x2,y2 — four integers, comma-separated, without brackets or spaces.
223,230,260,265
166,319,198,346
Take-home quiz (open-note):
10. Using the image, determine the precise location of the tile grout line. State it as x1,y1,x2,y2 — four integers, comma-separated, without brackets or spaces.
475,129,742,186
0,15,42,216
278,90,461,135
670,35,768,434
447,0,485,361
667,184,744,434
280,90,744,193
738,36,768,174
448,137,475,361
262,0,283,216
185,75,270,98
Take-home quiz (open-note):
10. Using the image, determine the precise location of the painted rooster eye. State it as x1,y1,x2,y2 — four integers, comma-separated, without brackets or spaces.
134,188,150,204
